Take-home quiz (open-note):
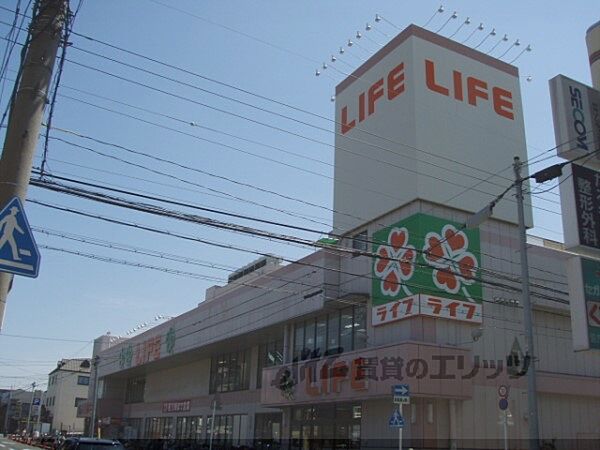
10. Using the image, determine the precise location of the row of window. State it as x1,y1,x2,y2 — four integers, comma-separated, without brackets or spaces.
125,307,366,401
125,377,146,404
45,396,55,407
292,305,367,361
47,374,89,386
139,414,247,445
209,349,251,394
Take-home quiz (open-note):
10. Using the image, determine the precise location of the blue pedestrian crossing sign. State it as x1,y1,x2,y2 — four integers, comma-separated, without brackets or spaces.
0,197,40,278
388,408,404,428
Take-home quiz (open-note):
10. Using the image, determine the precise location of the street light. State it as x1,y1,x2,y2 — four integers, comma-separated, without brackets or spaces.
465,156,540,450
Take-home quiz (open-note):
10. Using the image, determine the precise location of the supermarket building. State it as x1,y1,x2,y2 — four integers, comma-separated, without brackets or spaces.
88,25,600,449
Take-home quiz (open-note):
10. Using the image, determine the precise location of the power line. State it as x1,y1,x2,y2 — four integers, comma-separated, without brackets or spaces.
27,194,570,306
29,156,571,285
0,10,581,183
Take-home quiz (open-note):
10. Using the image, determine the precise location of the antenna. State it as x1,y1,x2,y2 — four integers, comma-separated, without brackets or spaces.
474,27,496,49
448,16,471,39
435,11,458,33
423,5,445,28
375,13,401,30
461,22,484,44
497,38,520,58
486,33,509,54
509,44,532,64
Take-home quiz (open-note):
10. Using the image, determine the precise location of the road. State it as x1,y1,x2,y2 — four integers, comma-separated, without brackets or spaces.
0,438,37,450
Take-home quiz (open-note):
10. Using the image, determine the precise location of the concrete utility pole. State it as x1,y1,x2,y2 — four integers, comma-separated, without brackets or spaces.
513,157,540,450
3,385,13,433
0,0,68,329
89,355,99,437
34,389,45,434
25,382,36,435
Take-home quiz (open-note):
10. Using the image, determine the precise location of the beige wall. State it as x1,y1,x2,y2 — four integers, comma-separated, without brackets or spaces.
47,371,89,433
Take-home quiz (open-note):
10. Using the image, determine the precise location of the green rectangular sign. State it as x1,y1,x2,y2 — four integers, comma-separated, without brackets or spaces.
580,258,600,349
372,213,481,307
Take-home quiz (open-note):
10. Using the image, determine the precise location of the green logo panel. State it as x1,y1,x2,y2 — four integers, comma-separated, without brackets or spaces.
580,258,600,349
372,213,481,306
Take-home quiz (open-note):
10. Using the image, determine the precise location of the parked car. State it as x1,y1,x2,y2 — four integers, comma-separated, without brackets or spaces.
57,437,125,450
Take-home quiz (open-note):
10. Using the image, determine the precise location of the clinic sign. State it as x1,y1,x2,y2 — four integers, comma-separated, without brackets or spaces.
559,163,600,253
371,213,482,325
566,256,600,350
550,75,600,164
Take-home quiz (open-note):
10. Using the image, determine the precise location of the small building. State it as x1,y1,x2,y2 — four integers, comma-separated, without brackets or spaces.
46,358,91,433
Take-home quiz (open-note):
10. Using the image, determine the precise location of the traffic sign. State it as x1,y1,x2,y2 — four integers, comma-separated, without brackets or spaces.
388,408,404,428
588,302,600,327
393,384,410,404
33,397,41,406
0,197,40,277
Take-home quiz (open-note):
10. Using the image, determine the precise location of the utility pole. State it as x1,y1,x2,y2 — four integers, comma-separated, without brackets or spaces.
0,0,68,329
89,355,99,437
25,382,36,436
34,389,45,434
513,156,540,450
3,385,13,434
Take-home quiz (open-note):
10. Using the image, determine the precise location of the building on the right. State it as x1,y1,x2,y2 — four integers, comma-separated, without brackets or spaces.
586,20,600,88
86,23,600,450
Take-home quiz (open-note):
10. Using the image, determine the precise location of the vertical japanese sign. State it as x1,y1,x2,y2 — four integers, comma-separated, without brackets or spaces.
560,164,600,252
371,213,482,326
566,256,600,350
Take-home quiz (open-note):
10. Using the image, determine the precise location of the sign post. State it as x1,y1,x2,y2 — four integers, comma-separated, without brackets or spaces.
497,385,513,450
390,385,410,450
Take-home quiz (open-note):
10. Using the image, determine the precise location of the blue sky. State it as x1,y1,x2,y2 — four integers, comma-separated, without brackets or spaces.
0,0,597,389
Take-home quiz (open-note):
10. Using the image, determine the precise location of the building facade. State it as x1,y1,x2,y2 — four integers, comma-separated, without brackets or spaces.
0,388,46,435
90,24,600,450
46,358,91,433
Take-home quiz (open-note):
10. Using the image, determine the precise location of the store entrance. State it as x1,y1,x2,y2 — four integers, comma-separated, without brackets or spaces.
290,403,361,450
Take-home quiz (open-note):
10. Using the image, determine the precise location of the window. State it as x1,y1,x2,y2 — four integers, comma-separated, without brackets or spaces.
256,340,283,388
290,405,361,449
74,397,86,407
353,306,367,350
175,416,203,441
144,417,173,439
327,312,340,354
77,375,90,385
206,414,248,447
352,230,368,253
254,413,282,450
292,304,367,362
210,349,250,393
125,377,145,404
122,418,142,439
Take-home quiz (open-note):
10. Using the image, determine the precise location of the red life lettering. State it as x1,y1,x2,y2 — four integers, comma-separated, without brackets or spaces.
428,298,443,315
387,63,405,99
467,76,489,106
447,301,460,317
464,303,477,320
425,59,449,96
368,79,384,116
339,62,406,134
341,106,355,133
425,59,515,120
493,87,514,120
